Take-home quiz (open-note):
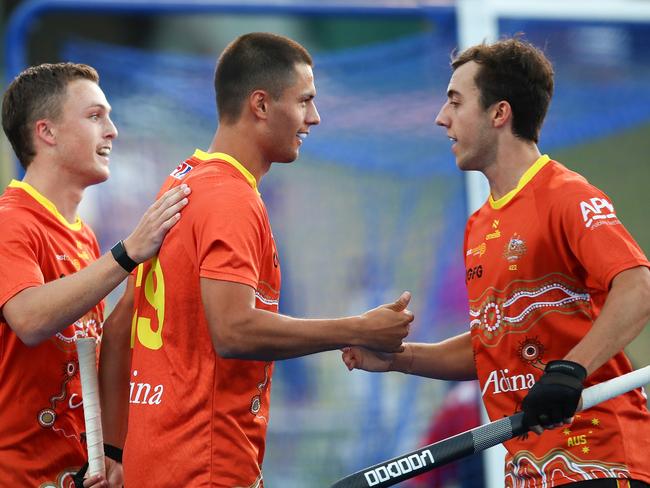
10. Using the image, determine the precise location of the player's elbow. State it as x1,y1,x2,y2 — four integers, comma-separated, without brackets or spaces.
637,268,650,320
212,334,252,359
210,314,259,359
7,316,49,347
2,290,54,346
212,334,240,359
19,333,47,348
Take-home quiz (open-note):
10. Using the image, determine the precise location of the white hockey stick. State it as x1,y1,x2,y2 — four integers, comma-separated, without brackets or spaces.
331,365,650,488
76,337,105,478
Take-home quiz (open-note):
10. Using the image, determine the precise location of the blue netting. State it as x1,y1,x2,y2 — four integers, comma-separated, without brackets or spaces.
63,32,460,179
500,19,650,148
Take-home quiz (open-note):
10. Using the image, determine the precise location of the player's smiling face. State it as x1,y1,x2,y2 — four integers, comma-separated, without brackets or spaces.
265,63,320,164
51,79,118,187
435,61,496,172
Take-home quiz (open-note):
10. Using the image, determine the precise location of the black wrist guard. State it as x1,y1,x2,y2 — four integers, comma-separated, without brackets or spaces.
110,240,138,272
543,360,587,383
522,359,587,429
72,462,88,488
104,443,123,463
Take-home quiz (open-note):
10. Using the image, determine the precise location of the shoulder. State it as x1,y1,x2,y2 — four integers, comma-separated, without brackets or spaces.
466,206,483,227
0,194,39,232
536,161,619,231
180,174,263,238
465,201,490,234
539,160,606,196
79,220,99,245
0,187,24,214
0,214,41,254
537,160,609,207
192,166,260,207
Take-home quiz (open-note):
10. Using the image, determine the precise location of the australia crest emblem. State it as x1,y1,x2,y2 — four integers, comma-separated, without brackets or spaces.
503,233,527,262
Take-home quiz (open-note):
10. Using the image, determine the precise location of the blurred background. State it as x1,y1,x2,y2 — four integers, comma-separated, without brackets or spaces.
1,1,649,486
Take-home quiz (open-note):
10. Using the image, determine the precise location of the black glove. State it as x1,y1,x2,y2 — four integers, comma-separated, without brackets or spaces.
522,359,587,430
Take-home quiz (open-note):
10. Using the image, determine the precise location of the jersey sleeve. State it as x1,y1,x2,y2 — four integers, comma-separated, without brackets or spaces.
0,214,45,308
192,184,263,289
556,183,649,291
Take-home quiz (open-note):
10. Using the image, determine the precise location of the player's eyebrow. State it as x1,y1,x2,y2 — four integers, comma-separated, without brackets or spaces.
86,102,112,113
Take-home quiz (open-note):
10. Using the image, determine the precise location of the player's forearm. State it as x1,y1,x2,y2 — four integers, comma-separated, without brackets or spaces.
213,308,362,360
564,266,650,375
3,186,189,347
99,280,134,448
390,333,477,380
203,280,411,360
3,252,130,346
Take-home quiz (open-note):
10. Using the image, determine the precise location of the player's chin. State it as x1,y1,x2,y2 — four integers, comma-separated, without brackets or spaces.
274,151,299,164
96,168,111,183
87,168,111,186
455,158,473,172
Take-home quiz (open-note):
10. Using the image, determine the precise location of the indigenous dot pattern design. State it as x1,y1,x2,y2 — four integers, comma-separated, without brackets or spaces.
469,274,591,345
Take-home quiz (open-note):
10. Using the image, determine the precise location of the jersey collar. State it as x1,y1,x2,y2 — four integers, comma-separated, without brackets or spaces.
192,149,260,196
489,155,551,210
8,179,82,230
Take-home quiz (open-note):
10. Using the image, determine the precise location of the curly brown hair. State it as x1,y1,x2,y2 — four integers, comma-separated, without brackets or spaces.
452,37,554,143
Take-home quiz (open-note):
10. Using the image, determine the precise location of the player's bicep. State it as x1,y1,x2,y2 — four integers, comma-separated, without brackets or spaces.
200,278,256,357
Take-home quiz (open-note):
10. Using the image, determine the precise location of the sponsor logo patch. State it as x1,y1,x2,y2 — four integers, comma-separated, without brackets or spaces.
579,197,619,229
485,219,501,240
481,368,535,397
129,370,164,406
170,161,193,179
466,242,487,258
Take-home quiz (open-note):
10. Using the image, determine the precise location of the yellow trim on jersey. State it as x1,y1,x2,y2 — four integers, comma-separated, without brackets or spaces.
8,179,82,230
489,154,551,210
193,149,260,195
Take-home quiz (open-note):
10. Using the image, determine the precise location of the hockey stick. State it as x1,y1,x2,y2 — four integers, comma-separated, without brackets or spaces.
76,337,106,478
330,365,650,488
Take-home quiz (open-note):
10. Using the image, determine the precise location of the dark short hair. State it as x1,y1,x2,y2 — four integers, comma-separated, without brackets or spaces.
215,32,313,123
2,62,99,169
451,37,554,143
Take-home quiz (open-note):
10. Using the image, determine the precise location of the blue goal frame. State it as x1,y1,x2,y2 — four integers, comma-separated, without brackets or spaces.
5,0,455,81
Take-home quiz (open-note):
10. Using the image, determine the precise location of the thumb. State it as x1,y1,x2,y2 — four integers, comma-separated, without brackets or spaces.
341,348,358,370
388,291,411,312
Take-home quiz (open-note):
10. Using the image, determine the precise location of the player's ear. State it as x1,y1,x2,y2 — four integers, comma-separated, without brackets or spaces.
492,100,512,129
34,119,57,146
249,90,269,120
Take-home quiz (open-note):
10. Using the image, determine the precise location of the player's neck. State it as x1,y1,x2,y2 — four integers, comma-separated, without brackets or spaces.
484,141,541,201
22,165,83,224
206,127,270,184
